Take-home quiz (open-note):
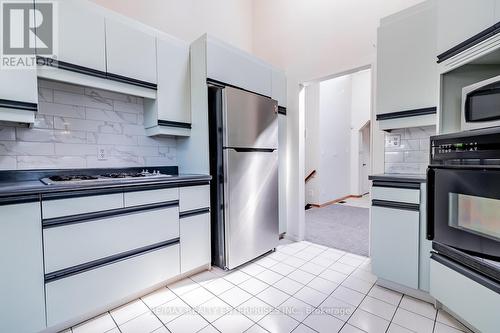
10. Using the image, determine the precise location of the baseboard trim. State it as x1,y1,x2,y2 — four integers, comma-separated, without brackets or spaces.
308,194,364,208
376,278,435,304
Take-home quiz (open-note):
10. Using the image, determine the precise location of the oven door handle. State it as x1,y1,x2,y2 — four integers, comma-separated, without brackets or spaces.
427,167,435,240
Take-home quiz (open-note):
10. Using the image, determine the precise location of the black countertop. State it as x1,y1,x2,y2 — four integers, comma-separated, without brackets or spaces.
369,173,427,183
0,167,211,200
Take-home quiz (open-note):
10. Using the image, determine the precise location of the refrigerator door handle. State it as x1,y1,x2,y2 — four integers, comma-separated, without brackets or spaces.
230,148,276,153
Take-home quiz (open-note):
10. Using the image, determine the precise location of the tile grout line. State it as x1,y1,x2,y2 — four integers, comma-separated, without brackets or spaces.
138,297,174,333
108,310,124,333
385,293,407,333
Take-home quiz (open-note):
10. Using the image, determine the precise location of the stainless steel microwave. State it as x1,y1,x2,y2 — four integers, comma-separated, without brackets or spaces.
462,74,500,130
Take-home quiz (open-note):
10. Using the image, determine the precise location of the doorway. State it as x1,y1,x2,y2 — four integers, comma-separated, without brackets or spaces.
303,67,372,256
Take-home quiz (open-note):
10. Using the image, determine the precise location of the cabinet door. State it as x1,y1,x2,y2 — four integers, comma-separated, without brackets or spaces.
156,37,190,124
377,1,437,115
0,202,46,333
437,0,496,55
272,69,287,107
496,0,500,22
37,0,106,71
278,114,287,234
105,19,157,83
206,37,272,97
180,213,210,273
371,206,420,289
0,67,37,104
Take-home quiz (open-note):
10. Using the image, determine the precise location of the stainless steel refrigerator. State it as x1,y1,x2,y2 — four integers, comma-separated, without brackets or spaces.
208,83,279,270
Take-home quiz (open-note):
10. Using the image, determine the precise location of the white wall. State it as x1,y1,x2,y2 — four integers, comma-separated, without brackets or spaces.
90,0,254,52
318,75,352,204
252,0,424,241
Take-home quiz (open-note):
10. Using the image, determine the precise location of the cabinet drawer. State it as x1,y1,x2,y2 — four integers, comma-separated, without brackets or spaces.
179,185,210,212
42,193,123,219
372,186,420,204
180,213,210,273
371,206,420,289
46,244,179,327
44,205,179,273
124,188,178,207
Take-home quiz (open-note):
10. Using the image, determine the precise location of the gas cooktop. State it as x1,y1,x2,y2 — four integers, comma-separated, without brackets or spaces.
40,170,173,185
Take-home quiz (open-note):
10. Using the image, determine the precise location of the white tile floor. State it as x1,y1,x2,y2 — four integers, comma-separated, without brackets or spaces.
65,241,473,333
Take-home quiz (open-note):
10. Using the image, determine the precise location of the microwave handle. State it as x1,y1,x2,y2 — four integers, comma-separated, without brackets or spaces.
426,168,435,240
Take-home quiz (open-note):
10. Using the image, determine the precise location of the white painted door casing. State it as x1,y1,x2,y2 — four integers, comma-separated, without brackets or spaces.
105,18,157,83
0,202,46,333
278,114,287,234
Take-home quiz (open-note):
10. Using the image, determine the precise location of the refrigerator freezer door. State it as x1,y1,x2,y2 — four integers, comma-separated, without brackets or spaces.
224,149,279,269
223,86,278,149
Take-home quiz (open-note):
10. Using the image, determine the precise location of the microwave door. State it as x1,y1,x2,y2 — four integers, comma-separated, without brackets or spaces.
462,74,500,131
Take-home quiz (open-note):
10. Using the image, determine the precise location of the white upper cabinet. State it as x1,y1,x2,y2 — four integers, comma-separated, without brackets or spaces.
0,69,37,105
39,0,106,71
377,1,438,116
144,36,191,136
496,0,500,22
206,36,272,97
272,68,287,107
437,0,496,55
105,18,157,84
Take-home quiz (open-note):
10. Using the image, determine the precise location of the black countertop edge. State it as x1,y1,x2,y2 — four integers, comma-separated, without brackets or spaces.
369,174,427,183
0,174,211,200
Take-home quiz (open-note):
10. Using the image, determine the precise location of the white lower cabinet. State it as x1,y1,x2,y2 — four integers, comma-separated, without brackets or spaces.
180,213,211,273
430,259,500,333
124,187,179,207
371,206,420,289
43,206,179,273
179,185,210,212
0,202,46,333
46,244,180,326
42,193,123,219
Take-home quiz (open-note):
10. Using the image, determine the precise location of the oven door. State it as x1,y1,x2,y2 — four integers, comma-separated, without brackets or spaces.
428,167,500,260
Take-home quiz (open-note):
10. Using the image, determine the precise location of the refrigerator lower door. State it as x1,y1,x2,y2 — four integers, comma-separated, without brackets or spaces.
224,149,279,269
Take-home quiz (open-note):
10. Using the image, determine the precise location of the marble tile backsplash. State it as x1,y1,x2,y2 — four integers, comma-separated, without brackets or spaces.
384,125,436,175
0,79,176,170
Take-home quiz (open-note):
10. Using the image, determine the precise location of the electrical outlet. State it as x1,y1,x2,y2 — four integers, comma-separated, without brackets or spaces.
387,134,401,147
97,146,107,161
